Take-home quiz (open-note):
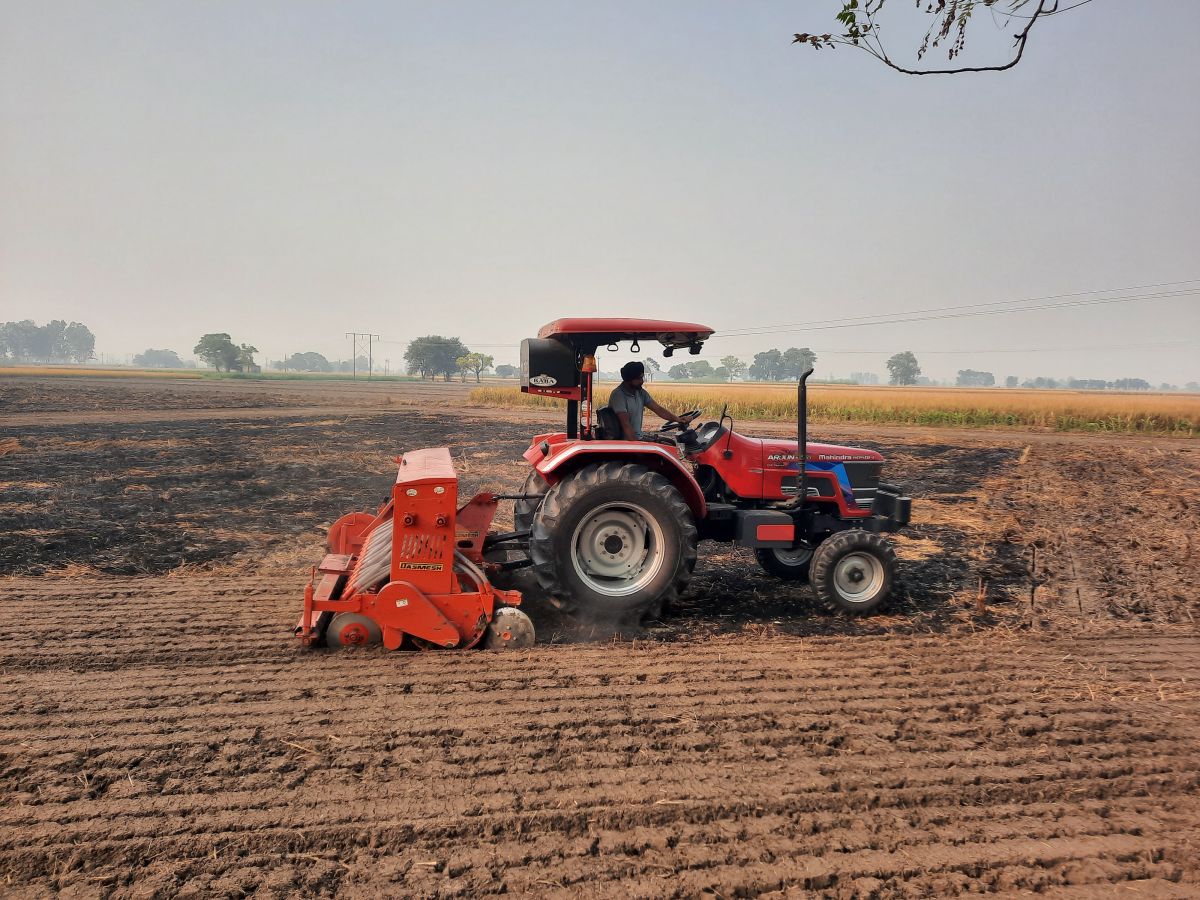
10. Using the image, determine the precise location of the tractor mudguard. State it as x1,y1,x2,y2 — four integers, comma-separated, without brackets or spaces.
528,440,706,519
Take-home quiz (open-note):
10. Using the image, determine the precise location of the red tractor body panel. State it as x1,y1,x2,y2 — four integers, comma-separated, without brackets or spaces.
692,432,882,518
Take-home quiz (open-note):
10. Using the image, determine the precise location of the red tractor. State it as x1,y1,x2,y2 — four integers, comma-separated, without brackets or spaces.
297,318,911,649
498,318,912,624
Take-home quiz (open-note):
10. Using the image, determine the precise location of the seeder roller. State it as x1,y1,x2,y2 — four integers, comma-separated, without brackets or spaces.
296,446,535,651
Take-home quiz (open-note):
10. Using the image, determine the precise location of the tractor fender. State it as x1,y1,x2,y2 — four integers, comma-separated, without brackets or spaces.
532,442,706,519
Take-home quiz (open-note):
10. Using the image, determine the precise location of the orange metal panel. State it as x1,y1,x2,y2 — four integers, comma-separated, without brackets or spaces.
396,447,457,485
391,448,457,594
368,582,461,648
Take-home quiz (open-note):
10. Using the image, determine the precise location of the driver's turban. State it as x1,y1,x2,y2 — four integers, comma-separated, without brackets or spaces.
620,361,645,381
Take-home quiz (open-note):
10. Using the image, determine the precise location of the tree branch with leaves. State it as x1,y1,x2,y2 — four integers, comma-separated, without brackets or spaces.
794,0,1093,75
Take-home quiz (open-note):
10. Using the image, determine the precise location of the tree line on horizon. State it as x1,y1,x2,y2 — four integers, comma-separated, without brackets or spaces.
8,324,1191,391
0,320,95,364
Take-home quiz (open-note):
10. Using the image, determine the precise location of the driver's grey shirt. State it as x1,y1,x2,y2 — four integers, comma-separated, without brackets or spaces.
609,383,652,438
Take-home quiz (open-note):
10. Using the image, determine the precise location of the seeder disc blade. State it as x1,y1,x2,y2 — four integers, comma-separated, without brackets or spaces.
483,607,536,650
324,612,383,649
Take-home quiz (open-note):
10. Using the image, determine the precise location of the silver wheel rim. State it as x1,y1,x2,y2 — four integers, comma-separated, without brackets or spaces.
773,544,813,567
833,552,885,604
570,501,665,597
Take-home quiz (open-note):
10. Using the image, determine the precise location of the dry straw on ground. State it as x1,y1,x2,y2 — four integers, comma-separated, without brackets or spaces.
0,366,200,379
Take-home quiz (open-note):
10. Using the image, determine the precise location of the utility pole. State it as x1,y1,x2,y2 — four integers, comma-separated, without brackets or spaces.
345,333,380,380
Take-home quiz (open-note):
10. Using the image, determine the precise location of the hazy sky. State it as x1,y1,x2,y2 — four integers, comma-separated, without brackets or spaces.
3,1,1198,383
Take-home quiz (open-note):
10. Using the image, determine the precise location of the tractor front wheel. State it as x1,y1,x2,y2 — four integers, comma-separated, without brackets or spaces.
808,529,896,616
529,462,697,623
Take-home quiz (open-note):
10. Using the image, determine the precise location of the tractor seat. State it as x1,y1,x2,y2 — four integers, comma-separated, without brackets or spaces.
595,406,621,440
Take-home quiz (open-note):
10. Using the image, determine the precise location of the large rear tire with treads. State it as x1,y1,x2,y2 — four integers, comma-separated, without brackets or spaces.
529,462,697,624
513,468,549,540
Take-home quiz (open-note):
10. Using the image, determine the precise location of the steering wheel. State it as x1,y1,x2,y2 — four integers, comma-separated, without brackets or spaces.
658,409,702,434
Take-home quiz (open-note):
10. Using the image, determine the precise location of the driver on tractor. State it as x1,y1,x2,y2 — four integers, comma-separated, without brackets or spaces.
610,361,698,441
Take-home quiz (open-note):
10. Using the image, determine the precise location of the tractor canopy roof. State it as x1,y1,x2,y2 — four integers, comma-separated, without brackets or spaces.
537,318,715,352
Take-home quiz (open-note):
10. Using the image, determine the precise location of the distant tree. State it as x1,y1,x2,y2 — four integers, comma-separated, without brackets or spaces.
686,360,714,380
337,356,370,374
0,321,37,360
1024,376,1061,389
667,363,691,381
955,369,995,387
234,344,258,373
1186,382,1200,393
1112,378,1151,391
405,335,469,381
886,351,921,386
793,0,1080,76
456,352,494,383
133,349,185,368
720,355,747,382
193,333,241,371
1067,378,1108,391
1159,383,1177,392
284,351,333,373
749,349,785,381
714,366,730,381
1005,375,1019,388
0,319,94,363
495,364,519,378
850,371,880,385
781,347,817,380
37,320,68,361
643,357,663,382
63,322,95,363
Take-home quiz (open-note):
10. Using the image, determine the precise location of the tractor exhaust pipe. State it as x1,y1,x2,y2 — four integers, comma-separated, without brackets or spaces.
796,367,814,507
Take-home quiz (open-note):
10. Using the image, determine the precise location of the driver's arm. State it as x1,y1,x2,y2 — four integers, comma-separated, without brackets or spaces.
646,398,693,426
615,410,638,441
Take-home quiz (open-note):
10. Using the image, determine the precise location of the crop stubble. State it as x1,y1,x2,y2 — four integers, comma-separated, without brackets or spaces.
1,376,1198,896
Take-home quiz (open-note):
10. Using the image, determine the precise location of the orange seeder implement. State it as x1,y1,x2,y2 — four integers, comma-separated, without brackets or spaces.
296,447,531,651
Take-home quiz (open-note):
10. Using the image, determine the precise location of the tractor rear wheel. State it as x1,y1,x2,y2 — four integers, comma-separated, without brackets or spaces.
529,462,697,623
513,468,549,539
754,543,815,581
808,529,896,616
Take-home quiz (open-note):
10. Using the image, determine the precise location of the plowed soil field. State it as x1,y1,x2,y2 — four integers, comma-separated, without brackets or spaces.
2,375,1198,897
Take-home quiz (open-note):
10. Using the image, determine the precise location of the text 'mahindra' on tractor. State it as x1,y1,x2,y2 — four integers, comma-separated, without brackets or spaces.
296,447,535,651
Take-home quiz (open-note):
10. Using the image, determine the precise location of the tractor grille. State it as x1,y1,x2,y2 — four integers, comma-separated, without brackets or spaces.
347,519,393,594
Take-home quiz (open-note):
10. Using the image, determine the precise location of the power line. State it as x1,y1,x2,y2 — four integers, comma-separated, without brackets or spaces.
786,339,1198,356
364,278,1200,356
716,279,1200,338
714,287,1199,339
